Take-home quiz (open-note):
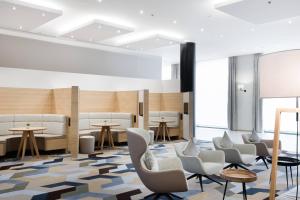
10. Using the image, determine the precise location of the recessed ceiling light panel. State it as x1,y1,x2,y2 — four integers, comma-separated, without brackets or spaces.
0,0,62,31
121,35,180,51
61,19,134,43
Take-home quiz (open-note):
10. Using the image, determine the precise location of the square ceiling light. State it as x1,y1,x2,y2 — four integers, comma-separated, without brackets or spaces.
0,0,62,31
215,0,300,24
62,19,134,43
121,35,180,51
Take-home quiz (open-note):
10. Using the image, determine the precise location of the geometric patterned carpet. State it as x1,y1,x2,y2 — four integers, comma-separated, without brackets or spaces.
0,141,298,200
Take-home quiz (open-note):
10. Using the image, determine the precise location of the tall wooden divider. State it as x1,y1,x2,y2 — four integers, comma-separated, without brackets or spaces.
53,87,79,158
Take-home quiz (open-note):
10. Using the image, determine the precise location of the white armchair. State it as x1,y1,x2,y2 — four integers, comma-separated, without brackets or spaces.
213,137,256,170
174,142,225,192
127,128,188,199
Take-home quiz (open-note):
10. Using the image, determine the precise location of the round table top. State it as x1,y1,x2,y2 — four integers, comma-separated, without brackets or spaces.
9,127,47,132
91,123,120,127
220,169,257,183
151,120,175,123
266,156,300,166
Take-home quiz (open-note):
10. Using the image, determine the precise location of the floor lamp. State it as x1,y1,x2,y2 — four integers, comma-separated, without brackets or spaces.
259,49,300,200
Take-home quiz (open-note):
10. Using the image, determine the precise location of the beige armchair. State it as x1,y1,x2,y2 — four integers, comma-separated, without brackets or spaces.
127,128,188,199
242,134,282,169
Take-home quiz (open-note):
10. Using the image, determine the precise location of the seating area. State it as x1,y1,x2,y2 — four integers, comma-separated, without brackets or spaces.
0,114,67,156
0,0,300,199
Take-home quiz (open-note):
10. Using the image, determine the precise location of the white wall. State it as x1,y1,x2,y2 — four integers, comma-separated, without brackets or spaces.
0,34,162,79
0,67,180,92
236,55,255,131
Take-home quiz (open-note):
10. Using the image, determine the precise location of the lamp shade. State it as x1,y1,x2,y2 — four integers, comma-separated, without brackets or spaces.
259,49,300,98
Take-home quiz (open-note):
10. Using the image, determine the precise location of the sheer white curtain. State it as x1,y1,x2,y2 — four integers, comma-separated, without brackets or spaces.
195,58,229,128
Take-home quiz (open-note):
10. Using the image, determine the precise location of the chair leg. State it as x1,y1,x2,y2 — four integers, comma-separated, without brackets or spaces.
224,164,234,169
187,174,198,180
236,164,249,171
256,156,269,169
143,193,156,199
198,174,204,192
203,175,223,185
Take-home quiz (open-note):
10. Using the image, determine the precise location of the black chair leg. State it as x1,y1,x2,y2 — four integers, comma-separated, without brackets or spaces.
262,157,269,169
169,193,184,199
236,164,249,171
187,174,197,180
290,166,293,186
198,174,204,192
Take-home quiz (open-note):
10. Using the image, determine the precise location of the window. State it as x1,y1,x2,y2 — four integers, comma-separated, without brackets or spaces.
161,61,172,80
263,98,298,133
195,58,229,128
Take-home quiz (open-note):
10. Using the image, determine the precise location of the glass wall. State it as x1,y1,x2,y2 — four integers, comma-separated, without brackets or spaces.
263,98,298,133
195,58,229,128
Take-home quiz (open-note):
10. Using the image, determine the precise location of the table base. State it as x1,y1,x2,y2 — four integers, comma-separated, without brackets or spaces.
155,122,171,142
223,181,248,200
17,131,40,160
98,127,115,150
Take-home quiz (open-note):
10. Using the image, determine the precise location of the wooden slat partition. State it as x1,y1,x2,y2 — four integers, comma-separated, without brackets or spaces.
160,93,183,111
80,91,115,112
0,87,53,114
53,88,72,115
149,93,161,111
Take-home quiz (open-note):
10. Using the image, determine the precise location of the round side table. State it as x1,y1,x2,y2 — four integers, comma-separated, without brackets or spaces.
220,169,257,200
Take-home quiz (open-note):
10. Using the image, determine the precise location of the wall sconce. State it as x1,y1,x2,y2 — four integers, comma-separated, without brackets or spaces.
238,84,247,93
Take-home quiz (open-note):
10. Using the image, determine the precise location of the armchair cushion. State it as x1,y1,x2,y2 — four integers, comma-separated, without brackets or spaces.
220,132,233,148
249,130,260,142
183,140,199,156
143,150,158,171
158,157,183,171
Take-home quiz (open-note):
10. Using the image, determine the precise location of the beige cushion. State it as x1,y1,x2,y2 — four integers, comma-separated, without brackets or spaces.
143,150,158,171
183,140,199,156
220,132,233,148
249,130,260,142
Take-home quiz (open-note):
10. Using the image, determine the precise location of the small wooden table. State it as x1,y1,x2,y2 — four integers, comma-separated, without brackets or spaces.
151,119,175,142
91,122,120,150
220,169,257,200
9,127,46,160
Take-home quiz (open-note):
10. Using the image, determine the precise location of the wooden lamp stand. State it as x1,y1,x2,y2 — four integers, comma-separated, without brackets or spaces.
269,108,300,199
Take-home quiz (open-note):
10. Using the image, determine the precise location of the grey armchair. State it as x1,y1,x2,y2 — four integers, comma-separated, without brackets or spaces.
174,142,225,192
242,134,282,169
213,137,256,170
127,128,188,199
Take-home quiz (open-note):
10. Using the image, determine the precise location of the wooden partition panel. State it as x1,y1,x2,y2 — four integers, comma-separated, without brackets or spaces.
0,87,53,114
160,93,183,111
149,93,161,111
80,91,115,112
53,88,72,115
115,91,138,127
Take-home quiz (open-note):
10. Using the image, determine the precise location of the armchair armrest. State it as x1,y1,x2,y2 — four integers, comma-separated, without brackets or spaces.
198,150,225,164
233,144,256,155
158,157,183,171
261,139,282,150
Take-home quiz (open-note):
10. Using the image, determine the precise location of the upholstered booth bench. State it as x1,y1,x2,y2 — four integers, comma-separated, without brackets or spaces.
79,112,133,143
149,111,180,138
0,114,68,156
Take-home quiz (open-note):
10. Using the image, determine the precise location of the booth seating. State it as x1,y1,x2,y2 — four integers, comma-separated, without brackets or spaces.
79,112,133,143
149,111,180,138
0,114,68,156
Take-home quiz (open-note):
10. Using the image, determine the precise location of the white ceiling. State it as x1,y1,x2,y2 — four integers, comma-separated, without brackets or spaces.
0,0,300,63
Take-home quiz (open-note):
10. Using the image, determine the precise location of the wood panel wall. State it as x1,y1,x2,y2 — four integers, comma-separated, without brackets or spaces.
79,91,116,112
149,93,161,111
52,88,72,115
0,87,53,114
160,93,183,112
